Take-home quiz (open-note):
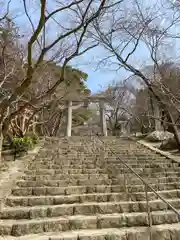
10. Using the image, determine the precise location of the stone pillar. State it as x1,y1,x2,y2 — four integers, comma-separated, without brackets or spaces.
126,121,131,135
122,121,130,135
99,100,107,136
65,100,72,137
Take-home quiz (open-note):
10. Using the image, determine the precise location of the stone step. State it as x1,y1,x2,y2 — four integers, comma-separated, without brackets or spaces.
140,171,180,178
25,167,108,175
6,193,129,206
112,176,180,185
30,154,168,159
27,165,103,171
24,169,107,175
1,199,180,220
16,175,180,187
16,178,112,188
31,153,168,158
16,176,180,188
6,190,180,207
0,210,180,236
106,162,178,168
28,163,102,168
123,157,169,161
21,174,108,181
11,182,180,196
30,160,99,164
113,150,156,153
26,163,176,173
1,224,180,240
30,161,177,171
26,168,107,175
108,153,167,157
21,171,180,182
30,158,173,164
27,162,179,170
24,164,179,176
110,168,180,175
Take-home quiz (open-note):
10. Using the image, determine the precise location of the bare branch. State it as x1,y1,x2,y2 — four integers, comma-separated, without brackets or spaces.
0,0,11,22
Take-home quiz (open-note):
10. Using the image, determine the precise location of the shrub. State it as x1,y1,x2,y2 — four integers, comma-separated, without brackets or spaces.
12,134,38,154
23,136,34,149
10,132,38,157
12,137,30,154
25,132,38,144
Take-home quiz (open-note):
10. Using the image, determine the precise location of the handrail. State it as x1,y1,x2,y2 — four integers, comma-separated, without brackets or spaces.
96,136,180,240
98,137,180,215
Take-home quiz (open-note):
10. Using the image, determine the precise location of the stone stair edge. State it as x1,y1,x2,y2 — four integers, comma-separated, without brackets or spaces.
11,182,180,196
0,141,45,212
1,198,180,219
0,209,179,222
1,223,180,240
3,197,180,209
1,211,180,237
6,188,180,199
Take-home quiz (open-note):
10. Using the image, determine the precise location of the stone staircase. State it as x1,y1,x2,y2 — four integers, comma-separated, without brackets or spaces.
72,125,101,136
0,136,180,239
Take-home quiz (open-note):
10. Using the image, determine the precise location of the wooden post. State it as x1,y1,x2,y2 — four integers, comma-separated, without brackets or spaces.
99,100,107,136
65,100,72,137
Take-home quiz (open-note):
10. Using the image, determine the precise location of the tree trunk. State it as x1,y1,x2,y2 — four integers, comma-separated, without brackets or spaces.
0,124,3,163
166,110,180,150
153,99,162,131
53,112,63,136
147,87,180,148
161,110,166,131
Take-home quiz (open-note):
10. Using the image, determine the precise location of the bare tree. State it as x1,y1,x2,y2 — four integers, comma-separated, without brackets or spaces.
91,0,180,148
0,0,123,152
102,80,134,135
0,0,123,160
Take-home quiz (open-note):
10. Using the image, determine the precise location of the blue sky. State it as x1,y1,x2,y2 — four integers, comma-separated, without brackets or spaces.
72,45,147,93
6,0,141,93
7,0,178,93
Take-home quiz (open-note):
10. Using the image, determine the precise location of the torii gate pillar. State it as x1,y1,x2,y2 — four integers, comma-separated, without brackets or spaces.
99,100,107,136
65,100,72,137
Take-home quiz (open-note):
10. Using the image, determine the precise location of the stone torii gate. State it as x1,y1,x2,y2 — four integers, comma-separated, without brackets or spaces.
63,96,107,137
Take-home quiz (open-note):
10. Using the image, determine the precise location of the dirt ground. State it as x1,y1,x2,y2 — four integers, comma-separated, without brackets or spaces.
0,159,9,173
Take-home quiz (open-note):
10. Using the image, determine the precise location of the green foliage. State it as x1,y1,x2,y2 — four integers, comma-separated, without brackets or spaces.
23,136,34,149
25,132,38,144
11,133,38,155
63,66,89,95
12,137,31,154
